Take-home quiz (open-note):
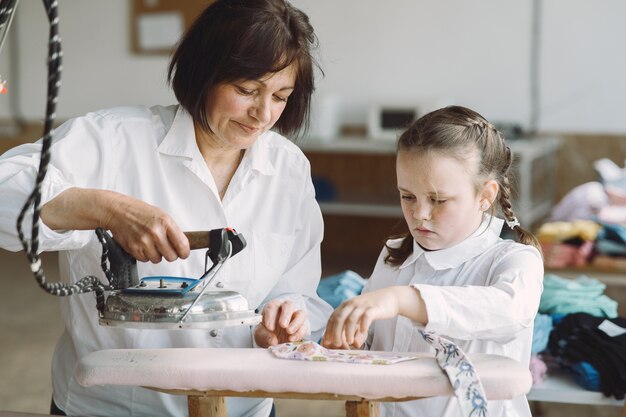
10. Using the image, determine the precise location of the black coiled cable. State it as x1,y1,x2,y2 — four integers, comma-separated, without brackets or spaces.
14,0,112,312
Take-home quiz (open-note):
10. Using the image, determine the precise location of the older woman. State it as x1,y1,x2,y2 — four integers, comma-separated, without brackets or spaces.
0,1,332,416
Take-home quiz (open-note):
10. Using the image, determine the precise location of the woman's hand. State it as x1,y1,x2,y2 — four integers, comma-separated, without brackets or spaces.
102,192,189,263
321,286,428,350
254,299,309,348
41,187,190,263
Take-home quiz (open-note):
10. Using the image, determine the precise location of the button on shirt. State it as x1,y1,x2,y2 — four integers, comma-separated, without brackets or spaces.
0,105,333,417
365,216,543,417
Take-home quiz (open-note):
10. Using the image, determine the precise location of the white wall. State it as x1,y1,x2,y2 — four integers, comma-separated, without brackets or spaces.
0,0,625,134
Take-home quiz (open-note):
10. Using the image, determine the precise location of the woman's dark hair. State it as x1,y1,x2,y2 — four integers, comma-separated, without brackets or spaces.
385,105,542,266
168,0,319,137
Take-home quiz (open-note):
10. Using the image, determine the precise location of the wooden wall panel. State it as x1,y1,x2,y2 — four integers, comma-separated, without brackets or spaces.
306,152,398,205
321,215,405,277
555,134,626,200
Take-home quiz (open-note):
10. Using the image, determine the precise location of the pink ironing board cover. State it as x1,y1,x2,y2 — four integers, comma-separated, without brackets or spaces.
74,348,531,401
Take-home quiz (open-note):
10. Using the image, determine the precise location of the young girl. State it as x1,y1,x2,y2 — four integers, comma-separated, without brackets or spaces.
322,105,544,417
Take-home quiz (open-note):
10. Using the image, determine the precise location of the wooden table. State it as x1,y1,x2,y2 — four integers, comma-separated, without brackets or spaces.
75,348,532,417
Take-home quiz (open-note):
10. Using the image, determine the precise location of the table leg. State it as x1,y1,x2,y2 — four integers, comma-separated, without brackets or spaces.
345,400,380,417
187,395,227,417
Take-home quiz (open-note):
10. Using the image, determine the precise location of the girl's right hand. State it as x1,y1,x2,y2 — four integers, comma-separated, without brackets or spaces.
321,287,402,350
321,286,429,350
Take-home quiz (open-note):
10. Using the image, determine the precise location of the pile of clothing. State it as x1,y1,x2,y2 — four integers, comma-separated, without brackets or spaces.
548,313,626,399
536,220,599,269
539,158,626,269
540,274,618,318
537,219,626,270
530,273,624,399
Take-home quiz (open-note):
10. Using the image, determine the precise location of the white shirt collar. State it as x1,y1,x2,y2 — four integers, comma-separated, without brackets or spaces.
400,215,504,270
245,132,275,176
157,105,275,176
157,105,198,159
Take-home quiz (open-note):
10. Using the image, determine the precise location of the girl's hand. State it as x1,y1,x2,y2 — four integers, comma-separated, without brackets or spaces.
321,286,428,350
321,287,401,349
254,300,309,348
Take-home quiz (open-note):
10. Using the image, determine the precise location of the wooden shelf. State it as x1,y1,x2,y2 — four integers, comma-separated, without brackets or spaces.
301,136,562,226
319,202,402,218
0,122,45,154
544,267,626,287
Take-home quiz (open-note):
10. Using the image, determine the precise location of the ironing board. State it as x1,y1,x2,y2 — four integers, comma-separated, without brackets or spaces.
75,348,532,417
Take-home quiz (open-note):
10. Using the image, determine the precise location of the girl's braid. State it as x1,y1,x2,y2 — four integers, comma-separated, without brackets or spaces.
498,146,517,223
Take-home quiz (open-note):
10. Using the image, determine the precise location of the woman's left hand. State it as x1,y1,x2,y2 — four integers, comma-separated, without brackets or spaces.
254,299,309,348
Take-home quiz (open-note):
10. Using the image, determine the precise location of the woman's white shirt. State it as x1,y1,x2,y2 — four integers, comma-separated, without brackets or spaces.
0,104,332,417
365,216,544,417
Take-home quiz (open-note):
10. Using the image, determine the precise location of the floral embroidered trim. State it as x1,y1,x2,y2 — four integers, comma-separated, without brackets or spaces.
419,330,490,417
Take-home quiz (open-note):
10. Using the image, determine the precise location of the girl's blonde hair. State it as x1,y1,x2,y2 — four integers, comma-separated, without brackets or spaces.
385,105,542,266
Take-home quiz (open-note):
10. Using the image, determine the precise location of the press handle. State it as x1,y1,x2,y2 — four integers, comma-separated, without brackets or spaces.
185,231,211,250
185,229,247,256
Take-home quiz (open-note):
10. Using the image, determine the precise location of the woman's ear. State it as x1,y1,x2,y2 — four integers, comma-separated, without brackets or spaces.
480,179,499,209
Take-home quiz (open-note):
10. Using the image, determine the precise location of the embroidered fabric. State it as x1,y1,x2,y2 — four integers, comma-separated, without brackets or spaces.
270,334,491,417
269,341,417,365
419,330,490,417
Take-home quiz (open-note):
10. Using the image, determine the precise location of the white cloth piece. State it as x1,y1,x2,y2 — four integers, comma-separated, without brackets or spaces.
364,215,543,417
548,181,608,222
0,104,333,417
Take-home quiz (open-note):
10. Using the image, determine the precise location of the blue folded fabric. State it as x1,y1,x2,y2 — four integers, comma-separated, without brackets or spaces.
317,270,366,308
540,274,618,318
596,223,626,256
532,313,553,354
569,361,601,392
598,222,626,245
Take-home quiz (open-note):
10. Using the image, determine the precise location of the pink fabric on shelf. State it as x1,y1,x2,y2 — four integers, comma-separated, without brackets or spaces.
74,348,531,401
529,355,548,385
541,241,593,269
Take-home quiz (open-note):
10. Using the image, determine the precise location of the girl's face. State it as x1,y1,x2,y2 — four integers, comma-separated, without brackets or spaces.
200,63,297,150
396,149,494,251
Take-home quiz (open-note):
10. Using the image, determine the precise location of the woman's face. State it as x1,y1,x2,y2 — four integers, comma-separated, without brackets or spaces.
396,149,487,251
202,64,297,150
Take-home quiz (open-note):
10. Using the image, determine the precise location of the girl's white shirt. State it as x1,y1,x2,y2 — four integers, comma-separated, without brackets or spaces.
0,104,333,417
365,215,544,417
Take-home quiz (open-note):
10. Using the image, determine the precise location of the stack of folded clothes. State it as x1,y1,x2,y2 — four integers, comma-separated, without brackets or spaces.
548,312,626,399
540,274,618,318
536,220,600,268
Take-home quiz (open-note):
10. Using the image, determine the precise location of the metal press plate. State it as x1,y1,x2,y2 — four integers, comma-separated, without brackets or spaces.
99,290,262,330
99,311,262,330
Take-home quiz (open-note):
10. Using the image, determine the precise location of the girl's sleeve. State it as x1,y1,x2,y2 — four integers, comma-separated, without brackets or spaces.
0,114,113,252
413,245,544,342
